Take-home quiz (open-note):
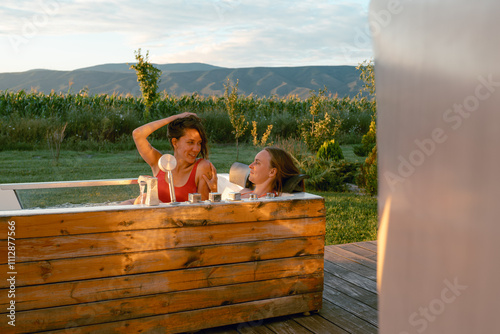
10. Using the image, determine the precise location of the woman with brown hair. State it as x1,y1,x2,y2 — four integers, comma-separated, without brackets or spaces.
133,112,217,203
240,147,304,198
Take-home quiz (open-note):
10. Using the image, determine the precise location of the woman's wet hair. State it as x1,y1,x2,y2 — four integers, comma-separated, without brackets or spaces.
167,115,209,159
264,147,304,194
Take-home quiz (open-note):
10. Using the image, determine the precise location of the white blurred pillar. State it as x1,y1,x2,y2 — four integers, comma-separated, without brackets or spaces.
372,0,500,333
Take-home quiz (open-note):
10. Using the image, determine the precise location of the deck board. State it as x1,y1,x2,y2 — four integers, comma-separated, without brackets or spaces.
337,243,378,262
197,241,379,334
324,261,377,294
318,300,378,334
351,241,378,253
290,313,349,334
324,250,377,281
323,272,378,309
326,245,377,270
264,316,314,333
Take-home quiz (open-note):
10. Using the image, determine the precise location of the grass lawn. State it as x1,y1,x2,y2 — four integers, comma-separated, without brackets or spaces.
0,143,377,245
311,191,378,244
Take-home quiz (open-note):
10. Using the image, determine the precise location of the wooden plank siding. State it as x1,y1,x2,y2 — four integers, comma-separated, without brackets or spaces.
1,237,325,287
0,194,327,333
197,241,379,334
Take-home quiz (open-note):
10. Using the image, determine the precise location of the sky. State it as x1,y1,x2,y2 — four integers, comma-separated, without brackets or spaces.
0,0,373,73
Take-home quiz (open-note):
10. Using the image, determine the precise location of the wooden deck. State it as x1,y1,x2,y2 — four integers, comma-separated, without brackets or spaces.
195,241,378,334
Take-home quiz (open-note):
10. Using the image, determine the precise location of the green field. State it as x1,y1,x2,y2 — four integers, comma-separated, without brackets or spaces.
0,144,377,245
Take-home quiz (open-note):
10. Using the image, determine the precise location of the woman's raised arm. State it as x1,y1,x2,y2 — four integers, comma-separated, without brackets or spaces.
132,112,198,173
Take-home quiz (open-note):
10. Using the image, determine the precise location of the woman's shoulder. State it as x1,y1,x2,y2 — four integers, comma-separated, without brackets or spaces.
195,158,215,174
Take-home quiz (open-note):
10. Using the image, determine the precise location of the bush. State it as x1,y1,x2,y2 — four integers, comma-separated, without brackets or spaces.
336,129,364,145
0,118,50,146
333,160,360,184
300,111,341,153
357,145,377,195
200,111,234,143
317,139,344,161
268,111,300,140
299,88,342,153
336,97,375,143
353,117,376,157
298,156,360,192
273,136,310,162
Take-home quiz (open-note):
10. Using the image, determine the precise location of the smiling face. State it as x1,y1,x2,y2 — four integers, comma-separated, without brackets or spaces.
172,128,202,164
248,150,276,185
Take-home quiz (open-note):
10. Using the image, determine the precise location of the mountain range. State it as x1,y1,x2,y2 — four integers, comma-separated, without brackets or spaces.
0,63,362,99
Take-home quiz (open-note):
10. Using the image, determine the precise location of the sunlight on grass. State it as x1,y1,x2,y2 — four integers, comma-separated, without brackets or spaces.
310,191,378,245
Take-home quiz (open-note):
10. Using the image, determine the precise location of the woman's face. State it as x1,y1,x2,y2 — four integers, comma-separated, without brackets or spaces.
248,150,275,185
172,128,202,164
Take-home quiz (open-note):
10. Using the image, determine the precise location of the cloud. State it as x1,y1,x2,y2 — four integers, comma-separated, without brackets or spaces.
152,0,372,67
0,0,372,71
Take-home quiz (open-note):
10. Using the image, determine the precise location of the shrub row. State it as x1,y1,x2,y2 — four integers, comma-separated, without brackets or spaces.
0,90,375,150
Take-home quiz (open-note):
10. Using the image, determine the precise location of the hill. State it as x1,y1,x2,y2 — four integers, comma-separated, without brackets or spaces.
0,63,362,99
76,62,223,74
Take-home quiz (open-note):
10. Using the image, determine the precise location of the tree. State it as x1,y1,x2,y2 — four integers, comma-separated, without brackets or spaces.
354,59,377,157
129,49,162,120
300,86,341,152
224,78,248,160
251,121,273,148
356,58,376,98
355,59,378,195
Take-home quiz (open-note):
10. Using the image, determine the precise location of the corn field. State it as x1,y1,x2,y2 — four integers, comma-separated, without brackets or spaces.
0,89,375,151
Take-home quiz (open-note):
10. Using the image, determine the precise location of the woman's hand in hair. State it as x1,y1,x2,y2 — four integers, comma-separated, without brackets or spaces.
172,112,198,120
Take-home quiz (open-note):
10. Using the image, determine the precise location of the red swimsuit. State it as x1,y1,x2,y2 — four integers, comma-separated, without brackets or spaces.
156,159,201,203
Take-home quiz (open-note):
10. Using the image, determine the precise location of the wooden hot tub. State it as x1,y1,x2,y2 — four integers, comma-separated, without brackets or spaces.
0,176,325,333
